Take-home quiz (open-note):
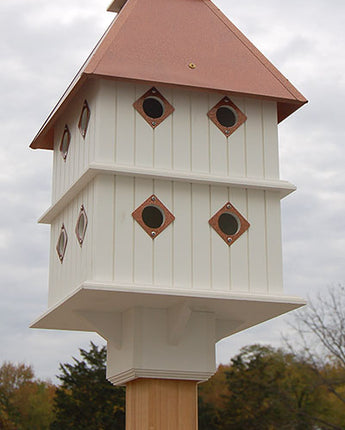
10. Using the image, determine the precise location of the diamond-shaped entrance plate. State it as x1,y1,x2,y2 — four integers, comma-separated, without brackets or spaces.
133,87,174,129
208,97,247,137
132,194,175,239
56,224,68,262
209,202,250,246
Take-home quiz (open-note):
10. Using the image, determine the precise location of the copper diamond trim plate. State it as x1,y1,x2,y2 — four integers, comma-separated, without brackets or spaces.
208,97,247,137
132,194,175,239
133,87,174,129
209,202,250,246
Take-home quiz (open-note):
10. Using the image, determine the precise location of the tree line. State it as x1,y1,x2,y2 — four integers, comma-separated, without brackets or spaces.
1,285,344,429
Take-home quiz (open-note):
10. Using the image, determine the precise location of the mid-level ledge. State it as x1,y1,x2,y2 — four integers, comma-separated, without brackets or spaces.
39,163,296,224
30,282,306,342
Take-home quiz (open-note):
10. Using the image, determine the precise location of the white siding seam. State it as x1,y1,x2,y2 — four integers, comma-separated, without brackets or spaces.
246,189,251,291
264,191,269,293
132,178,136,284
189,93,192,173
152,180,156,286
171,182,175,289
261,101,266,179
226,133,230,177
112,175,116,281
243,99,248,177
228,187,232,291
171,96,174,171
134,86,137,166
209,185,213,290
114,84,117,164
153,129,156,168
208,95,212,175
190,183,194,289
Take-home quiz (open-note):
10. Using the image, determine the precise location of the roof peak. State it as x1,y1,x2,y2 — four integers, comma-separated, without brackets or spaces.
30,0,306,150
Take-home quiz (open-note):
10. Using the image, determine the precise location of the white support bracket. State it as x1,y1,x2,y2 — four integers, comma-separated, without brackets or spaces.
76,310,122,349
216,319,244,342
167,302,192,346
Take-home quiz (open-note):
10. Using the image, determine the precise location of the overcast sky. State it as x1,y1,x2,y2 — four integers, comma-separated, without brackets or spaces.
0,0,344,383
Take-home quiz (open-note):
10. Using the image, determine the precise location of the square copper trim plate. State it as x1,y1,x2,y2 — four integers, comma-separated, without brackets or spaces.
207,97,247,137
132,194,175,239
133,87,174,129
209,202,250,246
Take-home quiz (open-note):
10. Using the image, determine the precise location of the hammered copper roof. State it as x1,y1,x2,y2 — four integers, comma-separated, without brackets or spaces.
30,0,307,150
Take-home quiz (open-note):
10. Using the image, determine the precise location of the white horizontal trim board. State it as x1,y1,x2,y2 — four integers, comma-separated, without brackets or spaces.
107,368,215,386
40,165,295,224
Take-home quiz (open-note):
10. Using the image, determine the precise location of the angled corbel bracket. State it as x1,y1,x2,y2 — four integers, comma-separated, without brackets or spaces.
216,319,244,342
167,302,192,346
76,310,122,349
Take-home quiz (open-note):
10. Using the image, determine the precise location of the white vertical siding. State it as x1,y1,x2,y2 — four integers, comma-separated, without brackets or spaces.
115,82,136,165
48,80,284,304
209,93,228,177
48,181,94,306
172,182,192,289
172,90,191,172
262,101,280,179
247,189,268,293
134,85,154,168
153,180,173,286
245,99,264,178
265,191,283,293
52,81,280,206
229,188,249,292
48,177,283,306
133,177,154,285
228,96,246,177
114,175,135,283
95,80,116,163
52,80,98,202
210,186,230,291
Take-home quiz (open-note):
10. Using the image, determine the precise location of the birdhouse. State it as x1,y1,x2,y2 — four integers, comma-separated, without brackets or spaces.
31,0,306,391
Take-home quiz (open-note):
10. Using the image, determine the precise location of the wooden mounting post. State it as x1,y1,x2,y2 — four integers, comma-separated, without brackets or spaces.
126,379,198,430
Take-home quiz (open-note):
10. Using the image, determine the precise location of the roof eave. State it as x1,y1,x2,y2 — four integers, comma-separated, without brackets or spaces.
29,72,307,151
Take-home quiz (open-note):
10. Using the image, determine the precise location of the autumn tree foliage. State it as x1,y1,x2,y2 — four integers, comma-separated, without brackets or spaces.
199,344,345,430
0,362,55,429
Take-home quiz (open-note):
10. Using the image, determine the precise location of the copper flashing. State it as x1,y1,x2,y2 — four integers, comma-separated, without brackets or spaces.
75,205,88,246
30,0,307,151
78,100,90,138
133,87,174,129
208,97,247,138
60,126,71,161
209,202,250,246
56,224,68,262
132,195,175,239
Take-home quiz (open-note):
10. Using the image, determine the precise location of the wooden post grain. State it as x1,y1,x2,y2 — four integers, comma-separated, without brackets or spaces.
126,379,198,430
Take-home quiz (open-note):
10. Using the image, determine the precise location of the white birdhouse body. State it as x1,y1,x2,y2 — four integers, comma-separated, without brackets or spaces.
32,0,306,384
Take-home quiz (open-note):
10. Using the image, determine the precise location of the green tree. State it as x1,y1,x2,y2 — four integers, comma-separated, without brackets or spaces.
50,342,125,430
200,345,330,430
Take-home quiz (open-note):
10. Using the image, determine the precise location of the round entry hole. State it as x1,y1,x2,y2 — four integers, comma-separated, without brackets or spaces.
143,97,164,119
218,212,239,236
142,205,164,229
216,106,237,128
